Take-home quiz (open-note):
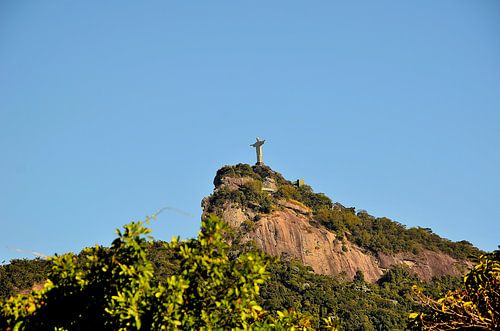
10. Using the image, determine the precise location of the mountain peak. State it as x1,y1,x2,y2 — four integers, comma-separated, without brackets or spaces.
203,164,480,282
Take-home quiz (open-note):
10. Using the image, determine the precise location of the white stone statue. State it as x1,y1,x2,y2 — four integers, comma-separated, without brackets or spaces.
250,137,265,165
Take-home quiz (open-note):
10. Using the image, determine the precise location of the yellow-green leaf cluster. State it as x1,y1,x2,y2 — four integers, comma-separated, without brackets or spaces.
409,250,499,330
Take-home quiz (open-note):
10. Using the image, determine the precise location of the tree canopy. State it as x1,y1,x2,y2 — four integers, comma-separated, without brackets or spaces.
1,215,334,330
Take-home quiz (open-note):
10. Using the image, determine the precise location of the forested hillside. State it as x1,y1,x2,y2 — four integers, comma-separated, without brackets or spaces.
208,164,480,260
1,163,494,330
1,217,496,330
203,164,480,282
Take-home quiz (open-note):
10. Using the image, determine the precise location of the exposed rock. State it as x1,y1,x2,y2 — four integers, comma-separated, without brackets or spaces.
221,202,256,228
377,250,470,281
276,199,311,215
217,176,253,191
262,177,278,192
248,208,383,282
203,165,473,283
18,282,44,295
203,195,385,282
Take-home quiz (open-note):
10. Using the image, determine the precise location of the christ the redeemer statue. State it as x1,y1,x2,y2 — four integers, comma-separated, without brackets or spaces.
250,137,265,165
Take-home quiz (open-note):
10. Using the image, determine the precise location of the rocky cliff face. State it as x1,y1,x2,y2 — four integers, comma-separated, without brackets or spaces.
202,164,472,283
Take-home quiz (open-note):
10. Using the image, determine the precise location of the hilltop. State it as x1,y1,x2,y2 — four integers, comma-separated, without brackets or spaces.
202,163,480,282
1,163,489,330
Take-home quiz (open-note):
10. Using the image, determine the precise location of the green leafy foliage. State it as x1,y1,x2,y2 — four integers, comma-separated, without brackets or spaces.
275,184,333,212
259,259,430,331
0,216,321,330
207,178,274,215
213,164,261,186
315,207,482,259
409,250,500,330
259,259,468,331
0,218,469,331
151,216,273,329
0,218,156,330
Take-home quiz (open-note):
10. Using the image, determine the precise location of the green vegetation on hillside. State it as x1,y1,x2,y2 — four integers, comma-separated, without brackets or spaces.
2,216,486,330
260,260,416,330
0,258,49,299
316,208,480,260
0,216,324,330
259,258,469,330
0,164,489,330
208,164,482,260
208,179,274,214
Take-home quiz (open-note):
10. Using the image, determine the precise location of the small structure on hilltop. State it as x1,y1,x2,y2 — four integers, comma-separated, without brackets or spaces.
295,179,305,187
250,137,265,165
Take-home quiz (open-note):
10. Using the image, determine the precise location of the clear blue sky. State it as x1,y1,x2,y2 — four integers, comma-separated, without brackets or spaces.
1,1,499,262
